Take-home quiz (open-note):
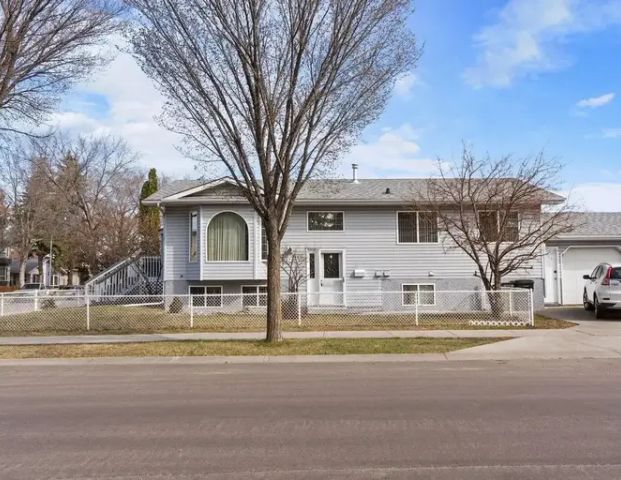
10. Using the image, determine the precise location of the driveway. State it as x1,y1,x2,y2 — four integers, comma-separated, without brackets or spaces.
446,306,621,361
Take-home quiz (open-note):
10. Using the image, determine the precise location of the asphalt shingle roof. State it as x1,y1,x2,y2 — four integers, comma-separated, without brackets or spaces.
144,178,564,205
549,212,621,240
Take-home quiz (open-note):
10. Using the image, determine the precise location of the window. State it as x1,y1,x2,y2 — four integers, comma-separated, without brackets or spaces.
190,286,223,307
478,211,498,242
402,284,435,306
308,253,315,279
0,266,8,283
308,212,343,231
397,212,438,243
261,222,268,261
207,212,248,261
322,253,341,279
242,285,267,307
478,211,519,242
189,211,198,262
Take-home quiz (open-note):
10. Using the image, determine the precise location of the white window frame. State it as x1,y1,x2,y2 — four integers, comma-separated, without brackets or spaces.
401,283,436,306
241,285,268,307
478,210,520,243
307,211,345,232
396,211,439,244
188,285,223,308
189,210,199,263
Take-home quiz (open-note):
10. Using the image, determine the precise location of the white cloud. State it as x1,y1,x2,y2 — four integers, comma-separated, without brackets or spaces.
342,123,443,178
393,72,420,98
45,38,194,177
464,0,621,88
577,93,615,108
570,182,621,211
602,128,621,138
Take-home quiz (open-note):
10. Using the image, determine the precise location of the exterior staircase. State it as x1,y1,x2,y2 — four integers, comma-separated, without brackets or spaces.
85,255,162,296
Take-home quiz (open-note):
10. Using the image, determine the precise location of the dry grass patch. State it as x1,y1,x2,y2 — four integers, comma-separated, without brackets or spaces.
0,337,505,359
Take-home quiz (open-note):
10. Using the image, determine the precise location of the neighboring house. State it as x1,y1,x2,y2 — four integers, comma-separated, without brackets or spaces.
143,169,565,310
9,256,80,287
544,212,621,305
0,248,9,286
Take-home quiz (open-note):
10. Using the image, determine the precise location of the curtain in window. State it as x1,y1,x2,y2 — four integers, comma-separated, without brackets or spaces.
207,213,248,261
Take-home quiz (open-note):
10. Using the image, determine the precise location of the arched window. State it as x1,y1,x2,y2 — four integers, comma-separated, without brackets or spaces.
207,212,249,261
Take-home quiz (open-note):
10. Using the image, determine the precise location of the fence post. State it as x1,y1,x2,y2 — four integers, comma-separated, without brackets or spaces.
34,290,39,312
509,290,513,316
189,295,194,329
415,292,419,326
0,293,3,317
529,290,534,326
297,292,302,327
85,292,90,331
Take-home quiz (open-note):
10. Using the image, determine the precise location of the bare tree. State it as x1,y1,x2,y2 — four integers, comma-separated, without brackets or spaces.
281,247,305,293
416,148,575,297
0,148,51,285
34,135,142,274
0,0,123,133
128,0,419,341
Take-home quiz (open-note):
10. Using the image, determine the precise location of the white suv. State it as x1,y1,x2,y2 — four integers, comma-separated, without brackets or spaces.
583,263,621,318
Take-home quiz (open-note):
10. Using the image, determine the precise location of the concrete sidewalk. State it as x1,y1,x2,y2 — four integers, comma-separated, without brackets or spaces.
0,328,549,346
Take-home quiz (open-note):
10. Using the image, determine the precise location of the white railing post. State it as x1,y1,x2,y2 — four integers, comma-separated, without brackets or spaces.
509,290,513,316
415,292,419,326
34,290,39,312
189,295,194,328
297,292,302,326
86,292,90,331
0,293,4,317
529,290,535,326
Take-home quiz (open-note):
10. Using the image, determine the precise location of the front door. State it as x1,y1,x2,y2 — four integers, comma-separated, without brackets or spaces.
319,251,344,305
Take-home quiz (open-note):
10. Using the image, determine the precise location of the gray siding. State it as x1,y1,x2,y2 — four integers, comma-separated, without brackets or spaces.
163,205,543,294
163,207,199,282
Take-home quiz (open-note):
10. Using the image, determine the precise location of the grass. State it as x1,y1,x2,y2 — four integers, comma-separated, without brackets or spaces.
0,306,576,336
0,337,505,359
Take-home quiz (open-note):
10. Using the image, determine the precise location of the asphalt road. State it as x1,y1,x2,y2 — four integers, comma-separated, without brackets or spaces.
2,359,621,479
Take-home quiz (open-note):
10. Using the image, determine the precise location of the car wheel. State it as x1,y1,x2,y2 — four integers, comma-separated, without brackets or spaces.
595,295,606,319
583,290,594,311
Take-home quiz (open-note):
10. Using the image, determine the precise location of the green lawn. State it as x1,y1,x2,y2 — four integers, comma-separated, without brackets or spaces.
0,305,576,336
0,337,505,359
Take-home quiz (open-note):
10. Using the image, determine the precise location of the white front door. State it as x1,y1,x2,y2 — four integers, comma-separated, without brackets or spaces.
319,251,344,305
544,247,559,304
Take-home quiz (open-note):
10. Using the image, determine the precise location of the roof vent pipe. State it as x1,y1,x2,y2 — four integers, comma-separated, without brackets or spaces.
352,163,359,184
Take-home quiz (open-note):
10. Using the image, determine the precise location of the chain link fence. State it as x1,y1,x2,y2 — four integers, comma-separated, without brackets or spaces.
0,289,533,334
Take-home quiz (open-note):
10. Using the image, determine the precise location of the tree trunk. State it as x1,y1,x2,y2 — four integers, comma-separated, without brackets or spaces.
19,259,26,287
266,230,283,342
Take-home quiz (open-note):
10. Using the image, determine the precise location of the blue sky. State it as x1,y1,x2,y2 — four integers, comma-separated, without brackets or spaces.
51,0,621,210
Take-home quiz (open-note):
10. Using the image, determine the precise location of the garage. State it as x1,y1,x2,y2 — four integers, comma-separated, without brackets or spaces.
561,247,621,305
544,212,621,306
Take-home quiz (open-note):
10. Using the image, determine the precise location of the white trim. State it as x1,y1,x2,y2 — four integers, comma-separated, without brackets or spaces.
401,283,436,306
396,211,439,244
188,210,199,263
307,211,345,232
188,285,223,308
204,211,251,263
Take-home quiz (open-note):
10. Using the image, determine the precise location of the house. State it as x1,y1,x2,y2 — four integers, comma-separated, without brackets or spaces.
0,248,9,287
143,168,564,310
544,212,621,305
8,256,80,287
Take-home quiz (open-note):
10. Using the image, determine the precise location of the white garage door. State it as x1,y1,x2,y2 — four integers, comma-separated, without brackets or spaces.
562,247,621,304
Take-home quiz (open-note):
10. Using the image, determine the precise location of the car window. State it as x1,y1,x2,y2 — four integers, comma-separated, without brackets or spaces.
591,266,601,279
611,268,621,280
